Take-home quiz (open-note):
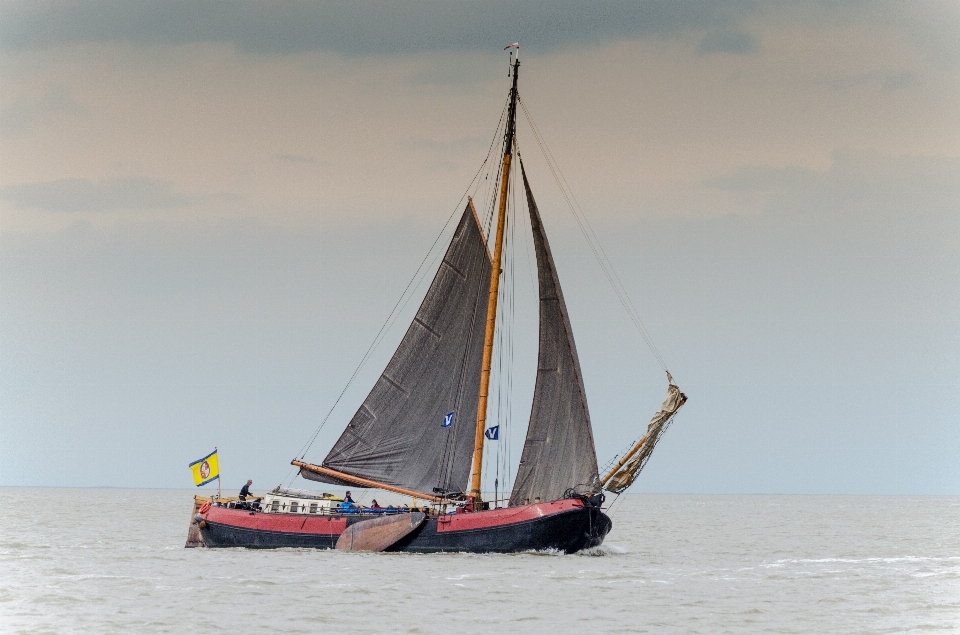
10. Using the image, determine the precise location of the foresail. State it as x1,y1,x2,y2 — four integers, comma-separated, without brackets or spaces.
509,164,601,506
302,203,492,495
603,377,686,494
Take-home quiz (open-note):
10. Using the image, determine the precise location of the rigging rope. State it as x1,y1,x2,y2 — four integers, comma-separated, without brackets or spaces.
291,98,512,475
487,153,519,507
435,263,488,495
517,95,670,373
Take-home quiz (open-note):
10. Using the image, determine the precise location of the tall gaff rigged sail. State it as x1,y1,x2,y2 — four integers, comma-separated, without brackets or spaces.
302,203,492,494
509,164,601,506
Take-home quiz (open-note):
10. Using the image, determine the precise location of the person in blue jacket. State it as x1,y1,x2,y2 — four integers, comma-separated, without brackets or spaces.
338,491,357,511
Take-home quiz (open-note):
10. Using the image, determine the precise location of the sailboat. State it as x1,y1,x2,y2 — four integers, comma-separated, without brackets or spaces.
190,50,686,553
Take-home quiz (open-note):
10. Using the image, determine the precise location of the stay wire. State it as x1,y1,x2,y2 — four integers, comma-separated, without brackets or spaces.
520,94,667,370
293,98,512,469
486,148,518,508
524,99,668,371
503,157,519,503
517,95,670,373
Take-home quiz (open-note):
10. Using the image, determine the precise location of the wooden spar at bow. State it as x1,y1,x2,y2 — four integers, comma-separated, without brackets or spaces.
600,380,688,488
292,460,445,503
469,55,520,505
599,434,650,486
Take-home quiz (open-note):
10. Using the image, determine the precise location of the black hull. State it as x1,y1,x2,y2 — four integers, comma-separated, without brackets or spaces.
200,505,612,554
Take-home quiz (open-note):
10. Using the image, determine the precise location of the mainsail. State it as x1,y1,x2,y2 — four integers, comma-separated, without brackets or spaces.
509,164,601,506
302,203,492,495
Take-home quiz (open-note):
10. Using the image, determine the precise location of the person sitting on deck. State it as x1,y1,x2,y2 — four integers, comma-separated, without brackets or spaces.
337,491,357,510
370,499,381,509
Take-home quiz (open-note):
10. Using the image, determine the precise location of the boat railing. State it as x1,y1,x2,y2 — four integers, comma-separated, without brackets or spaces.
214,499,418,516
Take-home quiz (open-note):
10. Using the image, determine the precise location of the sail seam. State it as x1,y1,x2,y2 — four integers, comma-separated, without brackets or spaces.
440,259,467,280
380,374,409,396
412,317,441,340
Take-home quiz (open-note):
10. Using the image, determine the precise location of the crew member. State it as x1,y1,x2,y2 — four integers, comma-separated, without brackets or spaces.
237,479,260,510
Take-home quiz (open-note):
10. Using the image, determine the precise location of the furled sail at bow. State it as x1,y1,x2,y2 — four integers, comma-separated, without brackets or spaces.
509,164,601,506
603,375,686,494
302,202,492,494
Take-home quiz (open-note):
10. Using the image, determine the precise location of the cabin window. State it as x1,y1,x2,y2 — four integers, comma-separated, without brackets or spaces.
271,500,280,512
290,501,298,513
310,503,318,514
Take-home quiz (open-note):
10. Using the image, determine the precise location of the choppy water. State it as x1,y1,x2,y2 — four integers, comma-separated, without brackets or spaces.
0,489,957,634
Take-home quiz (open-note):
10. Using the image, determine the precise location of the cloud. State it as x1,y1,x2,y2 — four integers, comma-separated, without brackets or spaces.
275,154,321,165
706,151,960,199
697,29,756,55
819,69,921,94
0,85,86,137
0,178,191,212
0,0,757,55
398,135,486,153
699,152,960,256
704,165,817,192
881,70,916,93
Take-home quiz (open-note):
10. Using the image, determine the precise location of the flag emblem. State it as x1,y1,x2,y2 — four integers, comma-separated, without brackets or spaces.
442,412,454,428
189,449,220,486
485,425,499,440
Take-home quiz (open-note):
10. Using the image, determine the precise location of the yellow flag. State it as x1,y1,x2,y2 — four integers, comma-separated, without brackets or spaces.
189,449,219,486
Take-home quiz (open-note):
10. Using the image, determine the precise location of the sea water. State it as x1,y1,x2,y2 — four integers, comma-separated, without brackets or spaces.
0,489,957,634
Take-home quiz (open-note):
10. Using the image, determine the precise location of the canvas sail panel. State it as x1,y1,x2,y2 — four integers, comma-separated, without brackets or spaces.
302,204,492,494
604,378,686,494
509,166,601,506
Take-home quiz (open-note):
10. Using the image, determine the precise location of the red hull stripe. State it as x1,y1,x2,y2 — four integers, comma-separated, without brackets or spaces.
203,499,583,535
204,507,347,535
436,499,583,532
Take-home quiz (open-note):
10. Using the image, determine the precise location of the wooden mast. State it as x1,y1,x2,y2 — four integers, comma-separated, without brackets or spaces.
469,54,520,506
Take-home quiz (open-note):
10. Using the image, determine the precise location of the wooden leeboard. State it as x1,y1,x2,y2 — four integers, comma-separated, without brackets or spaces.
184,495,210,548
335,512,426,552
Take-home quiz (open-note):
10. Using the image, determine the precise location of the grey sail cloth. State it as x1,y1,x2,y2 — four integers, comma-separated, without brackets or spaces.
302,203,492,494
509,164,601,506
604,377,686,494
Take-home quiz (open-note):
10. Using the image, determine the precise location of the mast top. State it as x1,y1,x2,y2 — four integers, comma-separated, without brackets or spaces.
503,50,520,158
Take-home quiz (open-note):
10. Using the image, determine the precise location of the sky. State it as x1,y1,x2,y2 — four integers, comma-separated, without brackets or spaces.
1,1,958,495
